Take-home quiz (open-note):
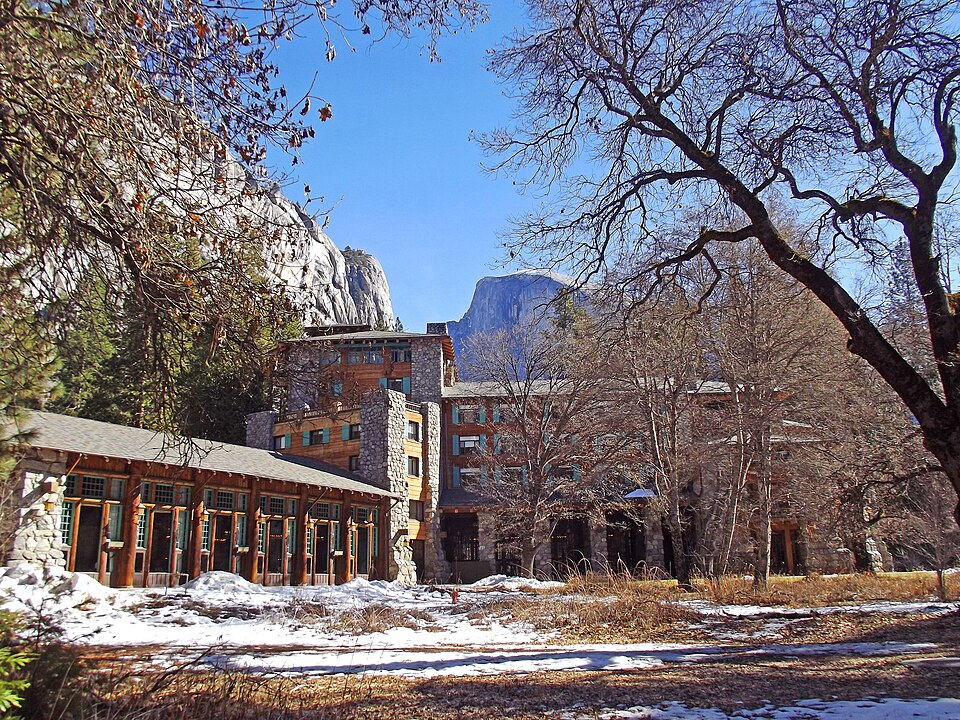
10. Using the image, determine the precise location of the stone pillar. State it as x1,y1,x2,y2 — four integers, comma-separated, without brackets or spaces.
588,518,608,573
643,504,666,573
410,338,444,405
245,411,277,450
359,388,417,583
477,512,499,570
420,401,449,582
338,492,354,583
5,458,67,569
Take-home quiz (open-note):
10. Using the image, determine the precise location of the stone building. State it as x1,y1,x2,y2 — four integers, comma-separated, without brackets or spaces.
6,323,856,586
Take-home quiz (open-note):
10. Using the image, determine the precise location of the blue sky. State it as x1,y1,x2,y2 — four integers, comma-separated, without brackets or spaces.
273,3,537,332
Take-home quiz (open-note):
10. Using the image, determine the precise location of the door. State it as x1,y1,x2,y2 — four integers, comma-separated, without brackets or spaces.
314,523,331,582
213,515,233,571
149,512,173,573
356,525,370,576
74,505,102,572
267,519,284,574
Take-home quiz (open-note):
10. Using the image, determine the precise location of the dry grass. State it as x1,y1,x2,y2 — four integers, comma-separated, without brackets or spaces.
473,578,702,643
334,603,435,635
692,571,960,607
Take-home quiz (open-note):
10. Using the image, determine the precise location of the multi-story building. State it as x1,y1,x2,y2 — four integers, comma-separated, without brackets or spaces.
6,323,863,587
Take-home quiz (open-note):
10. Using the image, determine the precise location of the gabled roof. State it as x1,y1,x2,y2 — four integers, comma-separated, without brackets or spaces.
21,412,393,497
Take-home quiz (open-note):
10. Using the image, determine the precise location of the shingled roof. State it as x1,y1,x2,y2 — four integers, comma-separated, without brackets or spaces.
23,412,393,497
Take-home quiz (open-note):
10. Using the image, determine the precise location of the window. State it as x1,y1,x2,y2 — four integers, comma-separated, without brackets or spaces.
349,455,360,471
154,484,174,505
347,348,383,364
391,347,412,363
216,491,234,510
387,377,404,392
176,486,191,507
348,423,361,440
456,404,482,424
108,478,124,500
273,434,291,450
81,476,105,499
406,456,421,477
406,420,421,441
141,482,152,502
458,435,483,455
308,428,328,445
409,500,425,521
458,468,481,487
64,475,78,496
60,502,75,546
269,496,285,515
320,350,341,366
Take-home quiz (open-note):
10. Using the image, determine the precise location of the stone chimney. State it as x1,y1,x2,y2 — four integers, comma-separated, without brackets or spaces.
425,322,448,336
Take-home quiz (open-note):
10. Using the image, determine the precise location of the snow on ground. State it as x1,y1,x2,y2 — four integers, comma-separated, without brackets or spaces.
580,698,960,720
0,564,956,683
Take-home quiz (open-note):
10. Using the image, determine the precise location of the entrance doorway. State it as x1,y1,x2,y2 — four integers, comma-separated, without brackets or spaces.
149,512,173,573
551,519,589,577
212,515,233,571
74,505,102,572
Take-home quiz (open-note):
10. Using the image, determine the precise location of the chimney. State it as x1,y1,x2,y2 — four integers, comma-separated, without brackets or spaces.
425,322,448,336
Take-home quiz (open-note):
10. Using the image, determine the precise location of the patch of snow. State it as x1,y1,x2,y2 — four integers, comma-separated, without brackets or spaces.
182,572,266,594
466,574,564,590
592,698,960,719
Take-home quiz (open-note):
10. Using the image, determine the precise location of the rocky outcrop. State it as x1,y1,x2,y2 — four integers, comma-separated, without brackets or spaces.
447,270,581,374
251,186,394,328
343,247,394,328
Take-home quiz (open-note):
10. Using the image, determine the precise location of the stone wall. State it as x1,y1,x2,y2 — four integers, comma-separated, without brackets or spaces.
360,389,417,584
420,401,448,582
245,410,277,450
643,504,666,573
410,338,444,405
6,458,66,569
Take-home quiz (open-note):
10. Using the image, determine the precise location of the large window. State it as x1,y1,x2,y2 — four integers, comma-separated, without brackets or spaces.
456,404,483,424
458,435,483,455
273,434,291,450
391,347,412,363
348,423,361,440
347,349,383,364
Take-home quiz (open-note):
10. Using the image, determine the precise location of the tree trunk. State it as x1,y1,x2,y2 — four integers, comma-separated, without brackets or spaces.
665,508,692,591
520,537,537,579
753,430,772,591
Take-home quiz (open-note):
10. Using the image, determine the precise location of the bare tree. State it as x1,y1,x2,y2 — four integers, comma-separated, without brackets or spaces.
601,292,705,589
460,322,639,578
700,241,846,587
0,0,483,441
483,0,960,522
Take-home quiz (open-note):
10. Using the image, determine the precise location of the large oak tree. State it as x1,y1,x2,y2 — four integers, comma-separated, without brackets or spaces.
483,0,960,520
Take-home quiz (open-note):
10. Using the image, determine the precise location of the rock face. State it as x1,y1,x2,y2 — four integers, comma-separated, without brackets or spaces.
343,247,394,328
252,188,394,328
447,270,577,375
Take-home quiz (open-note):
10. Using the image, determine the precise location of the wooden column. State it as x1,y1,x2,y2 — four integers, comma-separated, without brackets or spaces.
293,485,309,585
116,469,143,588
377,496,390,581
338,491,353,584
244,478,261,583
98,504,110,586
186,473,205,579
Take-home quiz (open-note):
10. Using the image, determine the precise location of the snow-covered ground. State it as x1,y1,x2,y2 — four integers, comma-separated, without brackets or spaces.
2,565,958,719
